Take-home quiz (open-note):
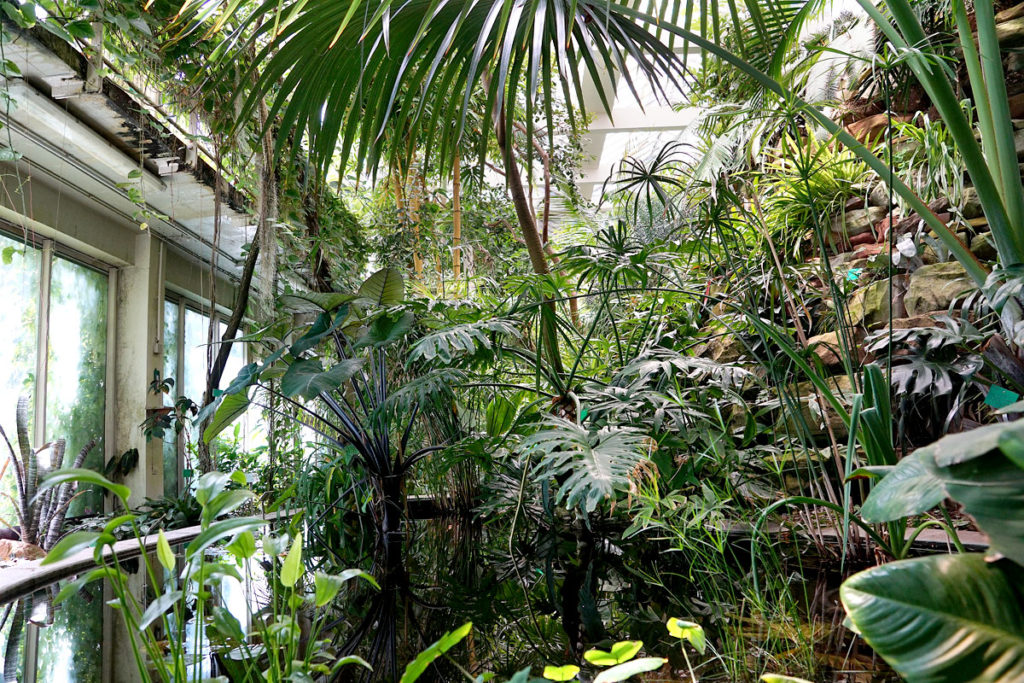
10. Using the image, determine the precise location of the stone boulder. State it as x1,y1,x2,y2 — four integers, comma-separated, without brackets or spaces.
845,113,912,144
996,15,1024,49
959,187,983,220
0,540,45,562
970,232,999,262
904,261,975,316
807,329,866,368
832,206,887,239
778,374,856,440
695,322,747,363
868,183,891,208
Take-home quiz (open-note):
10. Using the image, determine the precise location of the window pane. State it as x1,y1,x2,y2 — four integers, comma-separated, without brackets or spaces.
46,256,107,516
182,307,210,476
163,300,180,498
34,579,104,682
0,232,39,528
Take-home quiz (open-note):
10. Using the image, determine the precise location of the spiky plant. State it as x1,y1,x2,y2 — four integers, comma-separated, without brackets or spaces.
0,396,96,550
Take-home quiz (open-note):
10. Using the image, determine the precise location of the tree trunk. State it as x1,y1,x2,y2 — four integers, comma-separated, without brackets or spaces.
495,105,564,378
410,168,424,279
452,152,462,292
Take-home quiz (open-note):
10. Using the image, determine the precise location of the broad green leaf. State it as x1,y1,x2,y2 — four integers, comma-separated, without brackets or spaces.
336,567,380,589
943,451,1024,565
210,605,245,642
314,572,344,607
280,358,365,399
290,307,350,355
930,418,1024,468
55,567,119,604
526,417,647,513
203,488,254,525
666,618,705,654
485,396,516,437
185,517,265,559
859,450,944,523
225,531,257,560
542,665,579,682
156,529,175,570
400,622,472,683
841,554,1024,681
203,391,251,444
355,310,414,348
281,532,303,588
40,469,129,503
280,291,357,313
138,590,183,630
358,267,404,306
584,641,642,666
331,655,372,673
221,362,259,396
195,472,230,506
998,428,1024,470
593,658,666,683
315,569,379,607
42,532,101,565
844,466,891,482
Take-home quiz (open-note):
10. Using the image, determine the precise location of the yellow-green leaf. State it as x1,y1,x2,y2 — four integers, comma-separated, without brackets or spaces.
583,640,642,666
667,618,705,654
280,531,303,588
542,665,579,681
156,529,175,570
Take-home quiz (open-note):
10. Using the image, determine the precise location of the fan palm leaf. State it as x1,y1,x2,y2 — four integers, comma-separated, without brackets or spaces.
195,0,686,178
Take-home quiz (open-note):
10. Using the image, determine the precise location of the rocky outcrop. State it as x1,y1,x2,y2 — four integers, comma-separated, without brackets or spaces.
959,187,983,220
847,278,907,328
779,375,856,440
846,113,912,144
904,261,974,316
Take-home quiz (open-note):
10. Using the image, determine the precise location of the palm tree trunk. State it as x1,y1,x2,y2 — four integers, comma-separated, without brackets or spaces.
410,169,424,279
495,105,564,378
452,152,462,293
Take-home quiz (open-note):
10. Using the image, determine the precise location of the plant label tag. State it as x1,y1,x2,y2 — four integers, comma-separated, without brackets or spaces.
985,385,1020,410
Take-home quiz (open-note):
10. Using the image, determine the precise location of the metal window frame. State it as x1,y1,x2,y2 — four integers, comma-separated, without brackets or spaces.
0,225,114,683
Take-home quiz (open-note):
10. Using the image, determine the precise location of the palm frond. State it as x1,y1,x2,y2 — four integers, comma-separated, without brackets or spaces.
201,0,685,176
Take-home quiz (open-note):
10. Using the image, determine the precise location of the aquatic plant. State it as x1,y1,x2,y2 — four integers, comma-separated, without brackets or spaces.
39,468,376,682
840,418,1024,680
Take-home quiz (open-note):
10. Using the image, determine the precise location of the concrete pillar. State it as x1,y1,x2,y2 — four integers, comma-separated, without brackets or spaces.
107,230,164,683
113,231,165,507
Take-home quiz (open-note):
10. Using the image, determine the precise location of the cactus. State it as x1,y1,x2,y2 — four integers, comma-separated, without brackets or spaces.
0,396,97,550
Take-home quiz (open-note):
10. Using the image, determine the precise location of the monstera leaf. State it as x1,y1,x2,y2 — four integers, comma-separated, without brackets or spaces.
841,554,1024,682
280,358,365,400
408,319,520,363
526,417,647,513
